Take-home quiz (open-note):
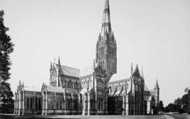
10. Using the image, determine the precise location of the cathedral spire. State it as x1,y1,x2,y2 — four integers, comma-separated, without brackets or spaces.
101,0,112,34
155,80,159,89
96,0,117,78
58,57,61,65
131,62,133,75
141,66,144,78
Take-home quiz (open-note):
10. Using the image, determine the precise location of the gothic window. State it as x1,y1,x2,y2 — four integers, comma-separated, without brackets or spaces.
100,47,104,57
75,82,78,89
138,78,141,84
134,78,138,85
66,81,69,88
135,85,138,91
70,81,72,88
35,97,38,110
72,82,74,88
73,82,75,88
30,97,33,110
108,47,113,54
109,87,112,94
73,82,76,88
69,81,71,88
38,98,41,110
68,81,71,88
62,80,65,88
71,81,74,88
65,81,68,88
27,97,29,110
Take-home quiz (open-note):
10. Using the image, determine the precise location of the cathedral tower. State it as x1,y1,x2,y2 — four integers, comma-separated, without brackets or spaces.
96,0,117,80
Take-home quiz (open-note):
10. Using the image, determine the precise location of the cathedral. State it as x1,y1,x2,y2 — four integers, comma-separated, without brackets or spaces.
14,0,160,116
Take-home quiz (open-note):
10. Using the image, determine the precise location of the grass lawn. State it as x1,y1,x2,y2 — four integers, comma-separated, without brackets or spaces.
0,114,166,119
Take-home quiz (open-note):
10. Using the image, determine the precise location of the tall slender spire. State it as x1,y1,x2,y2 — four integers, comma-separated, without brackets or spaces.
50,62,52,71
57,57,62,87
141,66,144,78
101,0,112,33
58,57,61,65
57,57,62,77
155,80,159,89
131,62,133,75
96,0,117,78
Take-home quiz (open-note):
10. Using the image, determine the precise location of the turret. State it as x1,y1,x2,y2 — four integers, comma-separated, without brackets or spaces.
131,63,133,75
57,57,62,87
154,80,160,106
49,60,59,87
155,80,159,89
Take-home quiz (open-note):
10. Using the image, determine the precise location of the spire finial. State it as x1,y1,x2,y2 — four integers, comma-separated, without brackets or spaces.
58,56,61,65
135,64,139,72
50,61,52,69
0,10,4,21
141,66,144,77
19,80,21,85
105,0,110,10
156,80,159,88
156,80,158,84
101,0,111,33
93,59,95,70
131,62,133,74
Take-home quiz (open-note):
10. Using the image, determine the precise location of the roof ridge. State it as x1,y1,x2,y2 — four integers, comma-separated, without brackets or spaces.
109,77,130,83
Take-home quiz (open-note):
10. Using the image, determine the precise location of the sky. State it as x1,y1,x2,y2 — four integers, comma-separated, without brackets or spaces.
0,0,190,106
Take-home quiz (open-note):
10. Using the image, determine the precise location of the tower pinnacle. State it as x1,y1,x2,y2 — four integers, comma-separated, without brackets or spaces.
101,0,111,34
156,80,159,89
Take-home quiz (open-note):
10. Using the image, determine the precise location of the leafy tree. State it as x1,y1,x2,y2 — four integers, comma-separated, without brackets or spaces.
0,10,14,113
165,88,190,114
174,98,184,113
158,100,164,112
165,103,179,112
180,90,190,113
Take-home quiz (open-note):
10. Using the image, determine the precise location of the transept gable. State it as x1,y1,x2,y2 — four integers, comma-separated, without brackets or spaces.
132,65,141,77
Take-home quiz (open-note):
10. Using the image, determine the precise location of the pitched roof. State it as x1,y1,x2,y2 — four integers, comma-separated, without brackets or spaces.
109,73,130,84
132,65,141,77
59,64,80,78
44,85,64,93
24,85,41,92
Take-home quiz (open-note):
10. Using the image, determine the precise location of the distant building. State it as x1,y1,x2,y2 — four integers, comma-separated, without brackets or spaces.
14,0,160,116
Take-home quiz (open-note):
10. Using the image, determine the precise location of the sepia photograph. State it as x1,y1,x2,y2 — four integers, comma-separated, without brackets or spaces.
0,0,190,119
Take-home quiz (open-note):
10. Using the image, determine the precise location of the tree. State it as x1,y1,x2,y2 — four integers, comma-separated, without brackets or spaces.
174,98,184,113
165,89,190,114
158,100,164,112
180,90,190,113
165,103,178,112
0,10,14,113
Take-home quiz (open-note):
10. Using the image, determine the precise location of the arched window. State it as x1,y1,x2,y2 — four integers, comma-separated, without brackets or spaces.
135,85,138,91
68,81,72,88
74,82,78,89
109,87,112,94
65,81,69,88
27,97,29,110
